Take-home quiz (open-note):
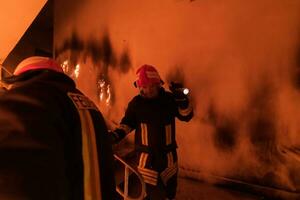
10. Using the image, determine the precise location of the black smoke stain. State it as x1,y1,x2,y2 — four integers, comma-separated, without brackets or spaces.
206,103,238,151
54,32,85,74
101,33,116,67
91,33,117,106
55,30,133,106
166,65,185,85
86,38,103,64
215,120,238,151
118,49,131,73
55,31,84,56
55,31,131,74
246,78,281,164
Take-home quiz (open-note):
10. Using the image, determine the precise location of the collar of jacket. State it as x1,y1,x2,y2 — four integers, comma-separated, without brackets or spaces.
2,70,76,88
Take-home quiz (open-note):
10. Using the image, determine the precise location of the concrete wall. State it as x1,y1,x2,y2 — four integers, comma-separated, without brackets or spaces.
54,0,300,192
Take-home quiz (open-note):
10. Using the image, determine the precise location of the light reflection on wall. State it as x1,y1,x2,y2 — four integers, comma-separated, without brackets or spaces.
61,60,80,79
60,59,112,107
97,78,111,105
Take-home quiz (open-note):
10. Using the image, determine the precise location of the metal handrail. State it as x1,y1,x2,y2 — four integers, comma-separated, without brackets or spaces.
114,154,146,200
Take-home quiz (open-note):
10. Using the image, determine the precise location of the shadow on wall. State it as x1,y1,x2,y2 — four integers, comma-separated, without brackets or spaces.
55,31,132,105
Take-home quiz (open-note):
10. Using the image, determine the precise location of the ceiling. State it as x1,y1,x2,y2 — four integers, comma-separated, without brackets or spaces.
0,0,47,65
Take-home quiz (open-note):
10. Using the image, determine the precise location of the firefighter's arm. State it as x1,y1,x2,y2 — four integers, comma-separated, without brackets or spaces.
110,101,137,144
110,124,133,144
176,97,193,121
170,82,193,122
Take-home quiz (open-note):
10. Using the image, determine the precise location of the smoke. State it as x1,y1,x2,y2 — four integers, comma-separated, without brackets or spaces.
54,0,300,195
170,0,300,193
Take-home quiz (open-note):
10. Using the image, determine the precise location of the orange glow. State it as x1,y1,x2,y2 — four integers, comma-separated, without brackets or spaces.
106,84,111,105
61,60,69,73
96,78,111,105
0,0,47,63
74,64,80,79
55,0,300,193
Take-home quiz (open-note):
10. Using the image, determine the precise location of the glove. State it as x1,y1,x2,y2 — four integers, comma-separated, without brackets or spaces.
169,82,190,109
108,129,126,144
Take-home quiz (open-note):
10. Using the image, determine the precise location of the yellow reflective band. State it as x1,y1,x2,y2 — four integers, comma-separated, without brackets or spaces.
143,153,148,168
167,152,174,167
141,172,157,180
160,163,178,185
138,167,158,178
78,110,102,200
165,124,172,145
141,123,148,146
161,167,172,179
143,177,157,185
178,104,193,116
138,152,148,168
161,163,178,179
164,166,177,182
161,167,177,185
142,175,157,186
141,124,145,145
138,153,145,168
138,169,158,178
145,124,148,145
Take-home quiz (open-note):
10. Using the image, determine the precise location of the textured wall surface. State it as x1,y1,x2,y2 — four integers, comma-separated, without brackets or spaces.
54,0,300,192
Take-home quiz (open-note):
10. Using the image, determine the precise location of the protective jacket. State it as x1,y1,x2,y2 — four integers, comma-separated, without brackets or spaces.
0,70,115,200
114,88,193,186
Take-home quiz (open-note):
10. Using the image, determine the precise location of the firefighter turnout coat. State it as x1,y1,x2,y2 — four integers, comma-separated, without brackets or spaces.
114,88,193,186
0,70,115,200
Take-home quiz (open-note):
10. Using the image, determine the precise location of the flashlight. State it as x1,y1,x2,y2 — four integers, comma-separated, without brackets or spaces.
183,88,189,95
175,87,189,95
169,82,189,96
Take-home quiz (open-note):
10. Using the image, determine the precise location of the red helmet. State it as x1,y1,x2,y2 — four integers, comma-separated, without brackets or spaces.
13,56,63,76
134,64,163,87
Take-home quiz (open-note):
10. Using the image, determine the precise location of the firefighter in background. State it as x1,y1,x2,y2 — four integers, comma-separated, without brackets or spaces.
111,64,193,200
0,56,116,200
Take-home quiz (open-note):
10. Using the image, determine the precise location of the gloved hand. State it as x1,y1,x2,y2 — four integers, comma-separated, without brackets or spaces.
108,129,126,144
108,130,119,144
169,82,190,109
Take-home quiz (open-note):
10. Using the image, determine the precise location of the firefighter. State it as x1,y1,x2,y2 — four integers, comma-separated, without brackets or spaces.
0,56,116,200
111,64,193,200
